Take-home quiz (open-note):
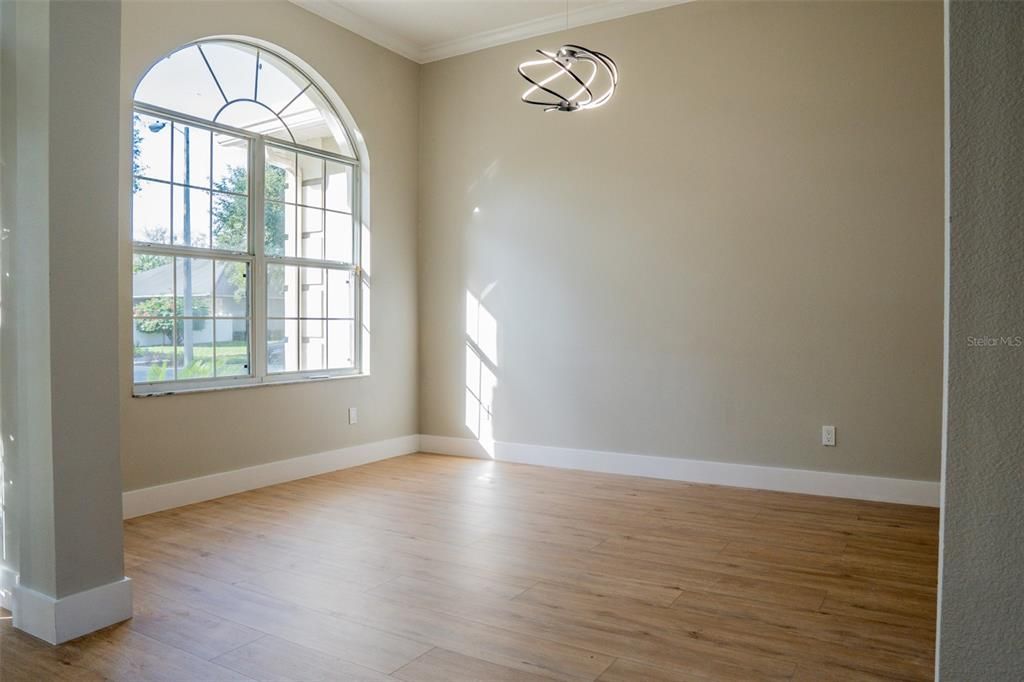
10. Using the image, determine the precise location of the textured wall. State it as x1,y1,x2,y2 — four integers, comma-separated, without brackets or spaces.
419,1,945,481
119,1,420,491
939,1,1024,678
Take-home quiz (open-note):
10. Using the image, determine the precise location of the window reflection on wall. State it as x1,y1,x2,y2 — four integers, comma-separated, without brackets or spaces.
465,290,497,455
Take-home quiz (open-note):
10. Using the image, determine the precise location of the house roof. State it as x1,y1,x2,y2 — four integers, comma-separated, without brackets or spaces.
133,259,241,298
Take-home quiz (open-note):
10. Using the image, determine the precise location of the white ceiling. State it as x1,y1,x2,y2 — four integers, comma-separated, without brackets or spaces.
290,0,687,63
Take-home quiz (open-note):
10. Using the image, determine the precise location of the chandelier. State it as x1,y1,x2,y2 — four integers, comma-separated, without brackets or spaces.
518,44,618,112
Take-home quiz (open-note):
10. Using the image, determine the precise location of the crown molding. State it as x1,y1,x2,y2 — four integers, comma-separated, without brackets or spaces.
291,0,690,64
290,0,423,62
420,0,689,63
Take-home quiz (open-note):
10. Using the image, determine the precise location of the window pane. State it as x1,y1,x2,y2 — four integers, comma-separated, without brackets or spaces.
267,263,297,318
175,257,214,316
280,85,353,156
327,268,354,319
324,211,353,263
307,86,354,157
256,51,305,114
132,179,171,244
213,132,249,194
300,267,325,319
215,319,249,377
264,200,293,257
265,147,296,204
134,321,174,382
215,261,248,317
132,254,174,318
325,161,352,213
301,319,325,371
171,123,212,188
200,41,257,103
173,185,212,248
212,191,248,251
298,154,323,207
219,100,291,140
327,320,354,369
175,318,214,379
134,45,225,121
267,318,298,373
300,207,324,260
133,113,171,181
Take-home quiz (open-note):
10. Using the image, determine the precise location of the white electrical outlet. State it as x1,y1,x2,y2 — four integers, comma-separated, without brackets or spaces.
348,407,358,425
822,425,836,447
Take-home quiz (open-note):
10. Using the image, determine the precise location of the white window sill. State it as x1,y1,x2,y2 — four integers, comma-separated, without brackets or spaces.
133,372,370,397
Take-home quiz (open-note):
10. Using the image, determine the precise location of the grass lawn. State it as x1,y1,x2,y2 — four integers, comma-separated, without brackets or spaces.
135,341,248,380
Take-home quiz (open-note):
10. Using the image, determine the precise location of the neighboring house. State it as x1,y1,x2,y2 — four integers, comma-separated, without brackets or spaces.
132,258,247,345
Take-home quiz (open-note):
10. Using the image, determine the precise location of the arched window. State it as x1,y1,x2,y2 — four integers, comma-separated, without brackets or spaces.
131,39,365,394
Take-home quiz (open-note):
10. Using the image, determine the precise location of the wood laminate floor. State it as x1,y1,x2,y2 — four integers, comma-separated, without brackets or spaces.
0,454,939,681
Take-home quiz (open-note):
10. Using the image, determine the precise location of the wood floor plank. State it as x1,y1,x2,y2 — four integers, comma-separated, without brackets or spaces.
392,648,557,682
3,454,938,681
130,561,432,674
597,658,721,682
252,573,615,681
541,571,684,607
700,573,828,612
0,621,252,681
211,634,392,682
0,622,108,681
127,589,265,660
367,574,797,680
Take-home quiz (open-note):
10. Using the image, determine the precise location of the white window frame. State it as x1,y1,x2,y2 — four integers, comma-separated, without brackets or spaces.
131,102,365,396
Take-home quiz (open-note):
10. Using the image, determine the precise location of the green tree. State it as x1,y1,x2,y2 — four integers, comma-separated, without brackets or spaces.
213,165,289,252
133,232,169,272
133,297,210,345
132,113,145,192
213,164,289,300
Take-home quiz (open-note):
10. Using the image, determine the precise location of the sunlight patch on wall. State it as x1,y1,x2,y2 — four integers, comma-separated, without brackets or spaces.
465,290,498,457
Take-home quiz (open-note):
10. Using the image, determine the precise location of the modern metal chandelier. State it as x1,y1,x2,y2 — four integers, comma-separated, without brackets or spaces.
517,2,618,112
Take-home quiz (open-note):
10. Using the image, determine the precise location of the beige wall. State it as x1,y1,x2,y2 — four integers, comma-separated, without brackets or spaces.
120,0,944,492
419,1,944,481
119,1,420,491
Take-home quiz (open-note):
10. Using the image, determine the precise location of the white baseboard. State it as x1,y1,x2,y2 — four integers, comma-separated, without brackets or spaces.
419,435,940,507
13,577,132,644
122,434,420,519
121,433,938,519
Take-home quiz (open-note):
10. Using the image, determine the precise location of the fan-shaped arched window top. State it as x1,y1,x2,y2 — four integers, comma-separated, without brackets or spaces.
136,40,354,157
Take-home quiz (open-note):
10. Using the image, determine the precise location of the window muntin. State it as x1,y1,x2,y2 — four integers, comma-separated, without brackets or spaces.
132,39,363,394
